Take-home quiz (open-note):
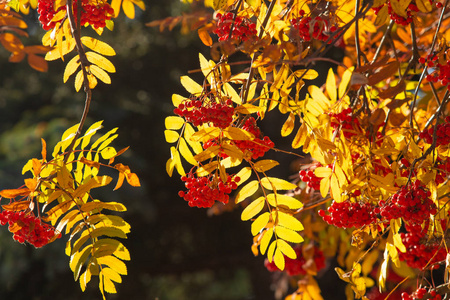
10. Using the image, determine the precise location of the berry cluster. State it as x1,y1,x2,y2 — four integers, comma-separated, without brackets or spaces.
419,116,450,146
264,245,325,276
178,172,240,208
214,13,257,42
299,164,326,190
402,287,442,300
329,108,361,139
436,157,450,185
203,117,274,160
0,210,60,248
379,180,437,226
372,1,419,25
398,224,446,271
318,198,377,229
290,10,337,43
174,98,234,129
38,0,114,31
421,55,450,90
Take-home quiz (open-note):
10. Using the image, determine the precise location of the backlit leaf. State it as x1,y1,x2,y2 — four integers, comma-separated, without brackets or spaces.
266,193,303,209
281,113,295,137
260,228,273,255
179,137,197,165
222,127,254,140
251,212,270,236
253,159,279,172
97,255,127,275
165,116,185,130
190,127,221,142
81,37,116,56
86,52,115,73
274,248,285,270
235,180,259,204
180,75,202,95
260,177,297,190
164,130,179,143
90,65,111,84
275,226,303,243
241,196,265,221
277,239,297,259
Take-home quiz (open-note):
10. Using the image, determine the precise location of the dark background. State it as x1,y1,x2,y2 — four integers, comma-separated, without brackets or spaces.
0,1,346,299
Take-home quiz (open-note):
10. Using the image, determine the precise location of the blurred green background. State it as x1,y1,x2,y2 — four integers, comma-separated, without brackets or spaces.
0,1,345,299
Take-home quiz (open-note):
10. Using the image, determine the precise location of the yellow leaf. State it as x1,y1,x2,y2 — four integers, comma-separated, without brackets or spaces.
223,83,242,105
266,193,303,209
179,137,197,165
274,248,285,270
193,146,220,162
292,123,307,149
281,113,295,137
326,68,337,102
111,0,122,17
276,211,304,231
122,0,136,19
97,255,127,275
196,161,218,177
235,180,259,204
75,70,83,92
390,0,411,18
251,212,270,236
222,127,254,140
165,116,184,130
241,196,265,221
81,37,116,56
73,176,113,198
93,238,130,260
277,239,297,259
180,75,203,95
315,167,332,178
90,65,111,84
0,188,30,198
170,147,185,176
101,147,117,159
267,240,276,263
183,123,203,154
235,167,252,186
235,104,262,114
86,52,115,73
260,177,297,190
339,67,353,99
253,159,279,172
172,94,184,107
164,130,179,143
260,228,273,255
71,226,127,256
70,244,92,280
320,177,330,198
275,225,304,243
330,174,341,202
51,9,66,22
212,0,228,10
374,5,389,26
293,69,318,80
190,127,221,143
101,268,122,284
80,201,127,212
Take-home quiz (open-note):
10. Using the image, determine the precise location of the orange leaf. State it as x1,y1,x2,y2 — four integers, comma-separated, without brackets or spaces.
24,178,37,191
41,138,47,161
378,80,406,99
2,200,31,211
80,157,101,169
367,61,399,86
108,146,130,164
198,27,212,46
32,158,42,177
114,172,125,191
0,188,30,198
125,172,140,187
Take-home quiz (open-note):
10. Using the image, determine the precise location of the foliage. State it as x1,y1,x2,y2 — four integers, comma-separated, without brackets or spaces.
2,0,450,298
158,0,450,299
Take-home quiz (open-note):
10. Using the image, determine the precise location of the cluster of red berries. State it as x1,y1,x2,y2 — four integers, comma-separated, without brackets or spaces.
420,55,450,90
204,117,274,160
38,0,114,31
419,116,450,146
398,224,446,271
329,108,360,139
402,287,442,300
379,180,437,226
318,198,377,229
233,117,274,159
290,10,337,43
214,13,257,42
178,172,240,208
372,1,419,25
264,245,325,276
0,210,60,248
299,164,325,190
174,98,234,129
436,157,450,185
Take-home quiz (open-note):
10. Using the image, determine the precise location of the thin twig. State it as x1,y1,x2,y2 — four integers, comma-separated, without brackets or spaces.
64,0,92,163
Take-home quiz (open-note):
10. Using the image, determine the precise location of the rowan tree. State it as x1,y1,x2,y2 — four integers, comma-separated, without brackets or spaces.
1,0,450,298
